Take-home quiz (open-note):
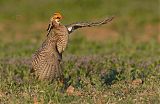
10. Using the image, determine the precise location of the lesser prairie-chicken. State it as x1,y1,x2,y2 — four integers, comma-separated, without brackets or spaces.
31,12,114,81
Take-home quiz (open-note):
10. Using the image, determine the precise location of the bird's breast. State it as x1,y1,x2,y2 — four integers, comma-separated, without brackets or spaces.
54,26,69,53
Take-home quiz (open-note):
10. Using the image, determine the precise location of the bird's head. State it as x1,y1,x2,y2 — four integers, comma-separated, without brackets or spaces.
50,12,63,24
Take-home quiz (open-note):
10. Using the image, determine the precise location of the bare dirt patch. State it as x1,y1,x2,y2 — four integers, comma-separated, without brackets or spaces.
134,24,160,43
81,27,119,42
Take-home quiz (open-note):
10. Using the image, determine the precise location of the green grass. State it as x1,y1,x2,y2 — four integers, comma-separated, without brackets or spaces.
0,0,160,103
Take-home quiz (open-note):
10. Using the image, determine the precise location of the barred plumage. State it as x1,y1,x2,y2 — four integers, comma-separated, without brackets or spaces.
32,16,69,81
54,26,69,54
31,36,60,81
31,12,113,81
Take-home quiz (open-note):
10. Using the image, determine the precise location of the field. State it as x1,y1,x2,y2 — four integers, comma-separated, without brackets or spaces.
0,0,160,103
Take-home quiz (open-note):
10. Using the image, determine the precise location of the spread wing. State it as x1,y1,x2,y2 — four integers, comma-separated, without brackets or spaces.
31,39,62,81
65,16,114,34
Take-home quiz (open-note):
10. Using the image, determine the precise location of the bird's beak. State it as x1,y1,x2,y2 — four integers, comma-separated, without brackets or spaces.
55,19,60,24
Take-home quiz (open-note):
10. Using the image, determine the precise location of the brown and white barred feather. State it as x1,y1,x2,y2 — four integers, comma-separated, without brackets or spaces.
66,16,114,34
47,20,69,54
32,35,61,81
55,28,69,53
31,16,113,81
31,21,69,81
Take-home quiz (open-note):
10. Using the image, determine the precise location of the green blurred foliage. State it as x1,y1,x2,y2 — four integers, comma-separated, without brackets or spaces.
0,0,160,103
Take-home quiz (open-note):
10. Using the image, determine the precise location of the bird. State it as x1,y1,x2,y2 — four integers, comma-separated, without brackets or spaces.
31,12,114,82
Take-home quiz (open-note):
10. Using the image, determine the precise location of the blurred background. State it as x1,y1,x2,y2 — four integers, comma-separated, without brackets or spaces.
0,0,159,58
0,0,160,103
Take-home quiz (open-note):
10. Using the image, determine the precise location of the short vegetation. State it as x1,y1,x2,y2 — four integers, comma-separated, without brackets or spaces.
0,0,159,103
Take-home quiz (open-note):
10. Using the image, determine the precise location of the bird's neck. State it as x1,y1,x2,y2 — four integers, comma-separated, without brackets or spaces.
50,20,61,28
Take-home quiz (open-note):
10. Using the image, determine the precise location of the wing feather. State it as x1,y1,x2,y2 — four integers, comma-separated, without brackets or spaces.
65,16,114,34
32,39,62,81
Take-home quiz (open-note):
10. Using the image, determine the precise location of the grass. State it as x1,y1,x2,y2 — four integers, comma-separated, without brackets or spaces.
0,0,160,103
